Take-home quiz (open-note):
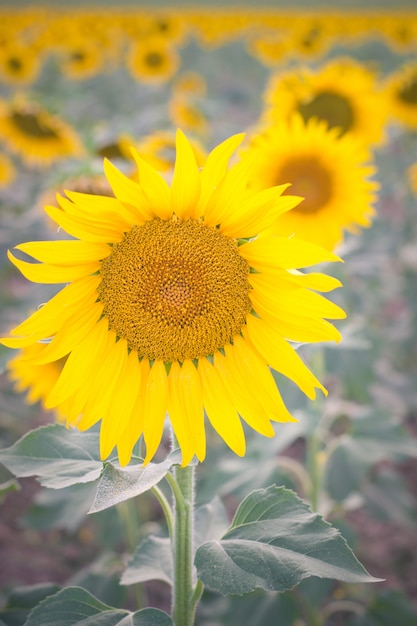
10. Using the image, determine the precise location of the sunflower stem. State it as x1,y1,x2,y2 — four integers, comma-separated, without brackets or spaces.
169,462,196,626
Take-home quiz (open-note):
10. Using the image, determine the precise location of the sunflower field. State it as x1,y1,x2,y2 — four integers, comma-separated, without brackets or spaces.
0,2,417,625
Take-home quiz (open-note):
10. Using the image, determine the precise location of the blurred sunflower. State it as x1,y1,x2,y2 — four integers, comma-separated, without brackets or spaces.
169,96,209,135
0,41,42,85
262,58,388,147
0,152,16,187
127,36,180,83
0,99,84,168
58,38,104,80
384,63,417,129
243,115,378,251
1,131,345,467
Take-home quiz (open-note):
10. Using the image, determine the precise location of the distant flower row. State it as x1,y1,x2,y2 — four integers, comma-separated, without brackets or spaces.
0,8,416,85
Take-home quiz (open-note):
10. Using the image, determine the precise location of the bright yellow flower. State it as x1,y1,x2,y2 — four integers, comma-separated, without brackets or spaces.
1,131,345,467
243,115,378,251
0,98,84,168
262,58,388,147
408,161,417,196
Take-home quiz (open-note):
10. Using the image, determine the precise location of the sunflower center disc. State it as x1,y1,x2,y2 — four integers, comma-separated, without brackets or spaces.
398,74,417,105
11,110,59,139
280,157,333,214
98,217,252,362
298,91,355,135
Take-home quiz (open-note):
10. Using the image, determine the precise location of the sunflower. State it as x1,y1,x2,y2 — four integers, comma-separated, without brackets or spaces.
243,115,378,251
384,63,417,129
0,99,84,168
1,130,345,467
262,58,388,147
0,41,41,85
0,152,16,187
127,36,180,84
57,38,104,80
6,344,69,421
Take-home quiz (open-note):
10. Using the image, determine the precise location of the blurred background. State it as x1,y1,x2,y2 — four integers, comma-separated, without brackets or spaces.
0,2,416,625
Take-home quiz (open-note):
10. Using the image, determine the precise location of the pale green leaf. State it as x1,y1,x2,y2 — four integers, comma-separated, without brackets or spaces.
121,536,173,586
89,450,182,513
195,486,381,596
24,587,173,626
0,425,102,489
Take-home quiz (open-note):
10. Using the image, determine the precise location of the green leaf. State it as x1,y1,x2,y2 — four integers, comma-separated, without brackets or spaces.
121,535,173,586
23,482,96,531
0,583,60,626
362,467,417,526
194,496,229,548
0,425,102,489
89,450,181,513
195,486,381,596
23,586,173,626
325,411,417,501
347,590,417,626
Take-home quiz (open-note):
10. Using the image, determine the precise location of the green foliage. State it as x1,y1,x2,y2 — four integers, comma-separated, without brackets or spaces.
195,486,380,595
22,587,173,626
89,450,182,513
0,425,102,489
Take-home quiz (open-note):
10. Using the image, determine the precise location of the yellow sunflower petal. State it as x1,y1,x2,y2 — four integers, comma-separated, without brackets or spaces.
226,336,296,423
44,204,124,243
249,274,346,320
100,347,142,461
239,235,342,270
198,357,246,456
63,191,140,227
168,360,206,466
129,148,172,219
15,241,111,266
79,334,128,434
143,360,169,465
171,129,201,219
8,250,100,284
213,349,275,437
45,318,109,408
103,158,154,223
117,358,150,466
24,302,103,365
245,314,326,399
197,132,245,214
220,187,300,238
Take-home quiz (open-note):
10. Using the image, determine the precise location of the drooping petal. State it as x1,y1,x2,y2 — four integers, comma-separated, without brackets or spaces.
117,357,150,466
142,360,168,465
168,359,206,466
100,347,142,461
198,357,246,456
